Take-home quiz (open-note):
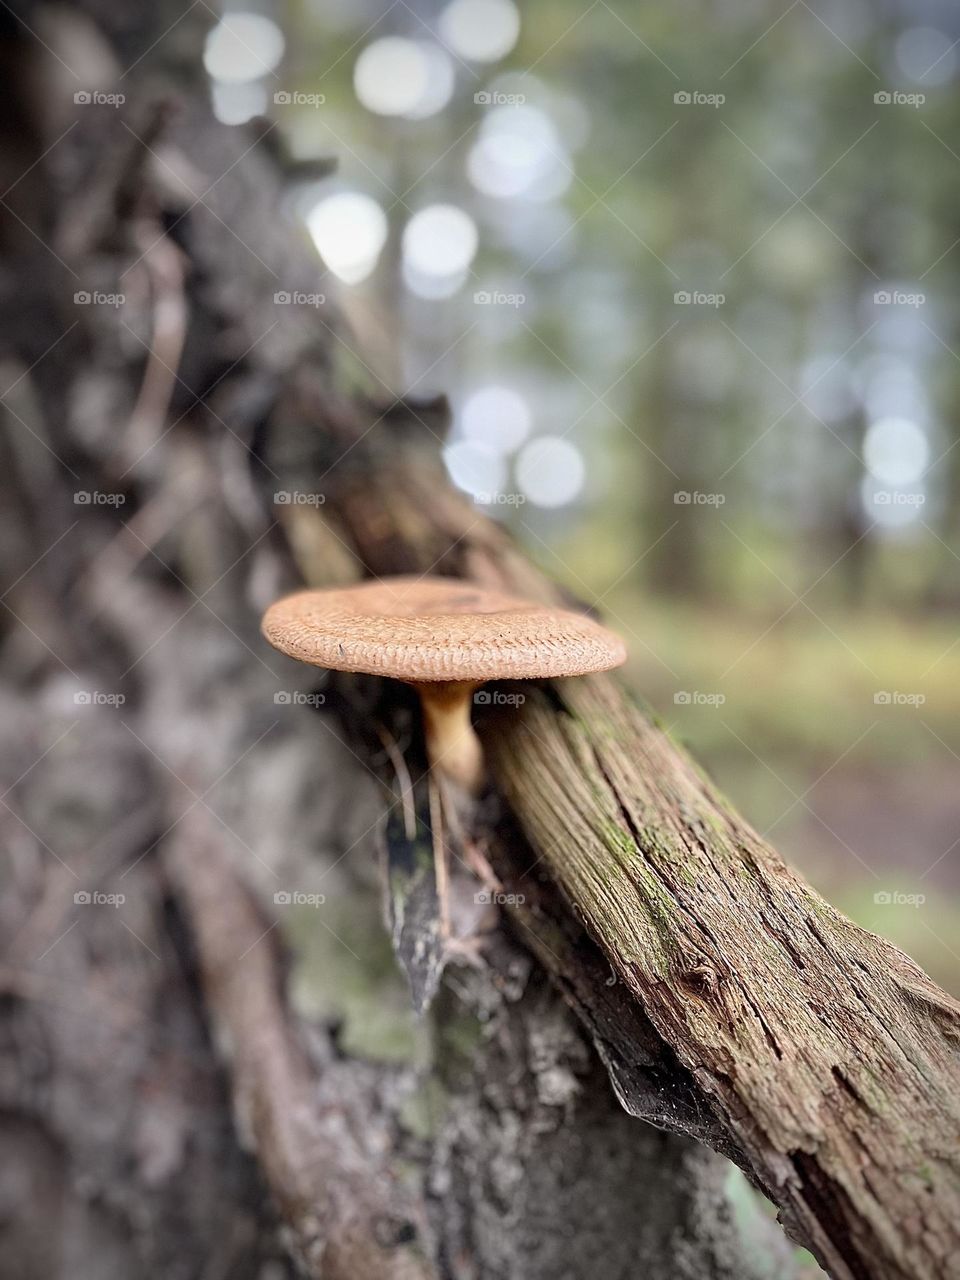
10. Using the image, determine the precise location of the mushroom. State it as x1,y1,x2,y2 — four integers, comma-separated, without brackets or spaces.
261,575,626,793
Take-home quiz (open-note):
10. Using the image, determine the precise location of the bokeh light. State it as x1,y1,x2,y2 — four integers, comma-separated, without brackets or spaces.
403,262,468,300
895,27,956,85
407,44,457,120
860,475,926,529
212,80,268,126
443,440,506,498
204,14,285,83
863,417,929,486
468,105,571,201
858,357,929,426
306,192,388,284
438,0,520,62
354,37,455,118
460,386,531,453
515,436,584,507
403,205,478,280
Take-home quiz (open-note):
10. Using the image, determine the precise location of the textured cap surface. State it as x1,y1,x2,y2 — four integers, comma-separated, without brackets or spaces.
261,576,626,682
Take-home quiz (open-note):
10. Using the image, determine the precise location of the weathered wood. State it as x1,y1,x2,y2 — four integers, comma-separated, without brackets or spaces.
3,2,957,1276
309,427,960,1280
490,679,960,1280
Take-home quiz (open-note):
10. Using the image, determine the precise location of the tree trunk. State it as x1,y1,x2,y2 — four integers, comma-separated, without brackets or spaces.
1,5,958,1280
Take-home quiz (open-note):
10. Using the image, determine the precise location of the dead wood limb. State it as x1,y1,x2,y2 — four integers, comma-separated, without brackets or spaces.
305,422,960,1280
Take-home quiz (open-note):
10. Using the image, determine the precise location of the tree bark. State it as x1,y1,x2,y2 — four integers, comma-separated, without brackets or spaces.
1,4,958,1280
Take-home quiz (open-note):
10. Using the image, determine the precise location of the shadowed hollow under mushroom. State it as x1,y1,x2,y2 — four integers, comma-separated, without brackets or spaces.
260,576,626,792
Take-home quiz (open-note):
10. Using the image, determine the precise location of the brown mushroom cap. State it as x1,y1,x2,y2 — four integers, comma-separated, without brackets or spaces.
261,576,626,682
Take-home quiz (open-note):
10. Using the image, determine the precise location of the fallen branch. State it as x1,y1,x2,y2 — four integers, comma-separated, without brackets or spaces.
305,413,960,1280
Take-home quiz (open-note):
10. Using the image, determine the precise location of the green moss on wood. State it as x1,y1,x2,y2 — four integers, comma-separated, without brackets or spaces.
398,1078,449,1141
284,898,422,1065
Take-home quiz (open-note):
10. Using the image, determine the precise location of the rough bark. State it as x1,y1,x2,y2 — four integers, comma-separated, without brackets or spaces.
310,404,960,1280
0,2,957,1280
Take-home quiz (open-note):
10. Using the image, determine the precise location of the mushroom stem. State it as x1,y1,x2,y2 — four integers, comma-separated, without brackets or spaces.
412,681,483,795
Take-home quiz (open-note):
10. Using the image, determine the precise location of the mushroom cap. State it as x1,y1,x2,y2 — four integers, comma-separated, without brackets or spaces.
261,576,626,683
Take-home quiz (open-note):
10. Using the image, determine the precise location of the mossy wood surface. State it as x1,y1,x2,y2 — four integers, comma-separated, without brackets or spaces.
318,438,960,1280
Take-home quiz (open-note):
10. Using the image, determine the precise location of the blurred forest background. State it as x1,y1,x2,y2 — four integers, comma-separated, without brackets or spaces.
204,0,960,989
